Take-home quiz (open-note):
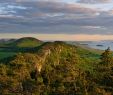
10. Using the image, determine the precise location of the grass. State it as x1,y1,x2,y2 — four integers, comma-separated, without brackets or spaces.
76,46,101,60
0,41,102,77
0,40,103,61
12,37,43,48
0,45,101,60
0,51,16,60
74,45,101,76
15,40,42,47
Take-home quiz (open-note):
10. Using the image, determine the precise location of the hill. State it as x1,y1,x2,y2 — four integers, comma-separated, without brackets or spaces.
0,37,43,60
0,39,101,61
0,40,113,94
0,39,16,47
10,37,43,48
0,41,82,94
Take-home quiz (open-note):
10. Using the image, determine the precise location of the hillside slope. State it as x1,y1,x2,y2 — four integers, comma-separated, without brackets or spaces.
0,40,113,95
10,37,43,48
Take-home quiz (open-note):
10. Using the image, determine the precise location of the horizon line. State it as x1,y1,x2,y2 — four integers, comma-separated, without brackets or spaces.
1,33,113,41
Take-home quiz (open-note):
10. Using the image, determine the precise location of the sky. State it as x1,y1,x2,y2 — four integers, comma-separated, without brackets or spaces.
0,0,113,41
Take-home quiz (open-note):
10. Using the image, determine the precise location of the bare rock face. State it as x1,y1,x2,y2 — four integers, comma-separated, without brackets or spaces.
35,63,42,73
34,49,51,73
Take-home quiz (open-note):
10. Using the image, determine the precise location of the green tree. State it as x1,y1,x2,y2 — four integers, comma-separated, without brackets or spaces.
100,47,112,65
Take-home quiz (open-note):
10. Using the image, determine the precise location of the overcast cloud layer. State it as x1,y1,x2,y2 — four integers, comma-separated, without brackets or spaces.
0,0,113,35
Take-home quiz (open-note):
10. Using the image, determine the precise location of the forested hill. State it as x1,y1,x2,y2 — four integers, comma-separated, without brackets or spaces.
0,37,113,94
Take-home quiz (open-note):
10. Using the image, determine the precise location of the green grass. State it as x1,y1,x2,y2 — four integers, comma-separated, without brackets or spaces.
76,46,101,60
66,41,102,60
0,40,102,61
73,45,101,76
0,41,101,77
0,51,16,60
15,39,41,48
12,37,43,48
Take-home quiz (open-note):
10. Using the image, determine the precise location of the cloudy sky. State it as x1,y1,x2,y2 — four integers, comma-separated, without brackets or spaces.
0,0,113,40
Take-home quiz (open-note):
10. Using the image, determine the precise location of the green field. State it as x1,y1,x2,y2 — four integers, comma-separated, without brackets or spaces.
0,51,16,60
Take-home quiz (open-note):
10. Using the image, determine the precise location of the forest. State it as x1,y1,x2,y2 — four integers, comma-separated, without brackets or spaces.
0,37,113,95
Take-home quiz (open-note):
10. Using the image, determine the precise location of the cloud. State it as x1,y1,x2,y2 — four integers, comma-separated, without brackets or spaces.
78,0,113,4
0,3,27,18
81,26,106,29
0,0,113,36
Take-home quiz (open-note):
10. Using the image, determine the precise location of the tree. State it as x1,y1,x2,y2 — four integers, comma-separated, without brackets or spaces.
100,47,112,65
98,47,113,94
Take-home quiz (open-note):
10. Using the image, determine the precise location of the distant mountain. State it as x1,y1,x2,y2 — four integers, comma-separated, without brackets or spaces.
0,39,16,47
9,37,43,48
0,39,16,43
